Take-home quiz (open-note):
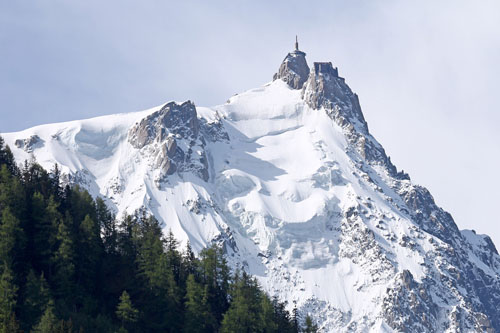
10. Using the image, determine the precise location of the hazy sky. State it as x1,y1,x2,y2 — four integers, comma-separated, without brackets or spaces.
1,1,499,246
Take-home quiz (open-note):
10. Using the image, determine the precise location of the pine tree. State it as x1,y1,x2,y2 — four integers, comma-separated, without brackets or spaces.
96,198,116,254
260,294,278,333
21,270,50,330
49,164,62,198
135,216,181,331
0,137,5,169
0,165,25,228
136,216,165,290
32,193,58,274
0,207,24,268
292,305,299,333
44,196,62,277
76,214,102,295
1,312,21,333
117,214,139,261
0,165,11,210
199,244,230,325
31,300,58,333
56,318,74,333
112,214,139,306
181,241,198,282
303,315,318,333
162,254,182,330
221,272,262,333
66,185,96,229
52,213,75,301
165,229,182,282
0,136,17,176
184,274,214,333
0,264,18,331
21,161,51,200
116,291,138,330
271,297,294,333
0,207,26,284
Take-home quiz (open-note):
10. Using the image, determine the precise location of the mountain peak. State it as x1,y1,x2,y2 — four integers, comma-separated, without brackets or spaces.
128,100,209,181
273,38,310,89
3,46,500,332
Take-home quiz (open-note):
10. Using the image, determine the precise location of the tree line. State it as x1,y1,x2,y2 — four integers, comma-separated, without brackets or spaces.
0,136,319,332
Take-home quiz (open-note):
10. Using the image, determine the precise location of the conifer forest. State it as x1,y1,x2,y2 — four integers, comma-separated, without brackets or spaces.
0,136,318,332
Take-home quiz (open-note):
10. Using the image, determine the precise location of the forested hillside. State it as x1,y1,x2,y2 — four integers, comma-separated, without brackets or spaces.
0,136,317,332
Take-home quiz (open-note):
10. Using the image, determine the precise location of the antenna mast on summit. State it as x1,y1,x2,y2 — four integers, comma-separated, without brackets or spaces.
295,35,299,51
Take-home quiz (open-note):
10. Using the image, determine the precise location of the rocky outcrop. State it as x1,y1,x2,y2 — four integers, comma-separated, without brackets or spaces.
129,101,199,149
15,135,43,152
301,61,408,180
399,185,461,243
200,112,230,143
273,50,310,89
382,270,438,332
128,101,209,181
302,61,368,133
395,181,500,331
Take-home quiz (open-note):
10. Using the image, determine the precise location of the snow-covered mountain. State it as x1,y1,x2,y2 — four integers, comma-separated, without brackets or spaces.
3,43,500,332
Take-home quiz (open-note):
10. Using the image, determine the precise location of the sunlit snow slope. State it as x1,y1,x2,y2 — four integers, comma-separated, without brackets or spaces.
3,46,500,332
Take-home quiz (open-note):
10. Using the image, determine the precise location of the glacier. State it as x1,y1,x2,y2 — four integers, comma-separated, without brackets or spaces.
2,43,500,332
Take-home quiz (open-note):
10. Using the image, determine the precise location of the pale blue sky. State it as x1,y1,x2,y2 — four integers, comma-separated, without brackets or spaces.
1,0,499,246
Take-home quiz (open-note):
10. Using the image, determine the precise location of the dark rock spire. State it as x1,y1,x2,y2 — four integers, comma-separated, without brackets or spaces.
273,37,310,89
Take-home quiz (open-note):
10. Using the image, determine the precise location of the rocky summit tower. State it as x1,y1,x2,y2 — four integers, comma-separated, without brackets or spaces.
273,36,310,89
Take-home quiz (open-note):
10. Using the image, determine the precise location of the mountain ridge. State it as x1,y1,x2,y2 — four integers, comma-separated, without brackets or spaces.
2,44,500,332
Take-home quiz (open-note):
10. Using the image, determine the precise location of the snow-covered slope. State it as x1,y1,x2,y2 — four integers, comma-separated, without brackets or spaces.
3,45,500,332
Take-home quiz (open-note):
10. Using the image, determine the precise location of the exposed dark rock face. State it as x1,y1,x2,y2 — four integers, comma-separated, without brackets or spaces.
398,182,500,331
128,101,208,181
383,265,496,333
399,185,461,243
200,112,230,143
340,206,395,283
15,134,43,152
382,270,438,332
129,101,199,149
302,61,408,180
302,62,367,132
273,50,310,89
